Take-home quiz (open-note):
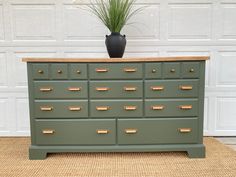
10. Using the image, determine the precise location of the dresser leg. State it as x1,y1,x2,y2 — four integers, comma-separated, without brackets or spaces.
29,148,47,160
187,146,205,158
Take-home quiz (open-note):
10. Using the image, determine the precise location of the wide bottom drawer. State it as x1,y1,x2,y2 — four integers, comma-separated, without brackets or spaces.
35,119,116,145
118,118,199,144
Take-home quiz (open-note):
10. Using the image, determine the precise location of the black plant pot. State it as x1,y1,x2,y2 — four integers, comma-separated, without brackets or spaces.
105,32,126,58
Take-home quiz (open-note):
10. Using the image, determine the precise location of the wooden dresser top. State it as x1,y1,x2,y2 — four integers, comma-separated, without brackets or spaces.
22,56,209,63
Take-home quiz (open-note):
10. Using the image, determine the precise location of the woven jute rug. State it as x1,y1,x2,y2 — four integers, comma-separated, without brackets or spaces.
0,137,235,177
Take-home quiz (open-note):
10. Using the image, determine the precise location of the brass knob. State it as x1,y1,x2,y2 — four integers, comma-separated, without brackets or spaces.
77,70,81,74
178,128,192,133
38,70,44,74
152,69,157,73
170,69,175,73
125,129,138,134
189,68,195,73
57,70,63,74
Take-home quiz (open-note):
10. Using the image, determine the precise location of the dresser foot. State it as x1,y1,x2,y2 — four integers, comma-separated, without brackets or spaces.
29,148,47,160
187,146,205,158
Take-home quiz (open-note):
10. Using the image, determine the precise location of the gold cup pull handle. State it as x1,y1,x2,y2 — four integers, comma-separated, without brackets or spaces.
68,87,81,91
40,88,53,92
178,128,192,133
96,106,110,111
96,87,110,91
179,105,192,110
96,68,109,73
68,107,81,111
124,68,137,72
124,106,137,111
151,86,164,91
180,85,193,90
42,129,55,134
40,106,53,111
124,87,137,91
97,129,109,134
152,105,165,110
125,129,138,134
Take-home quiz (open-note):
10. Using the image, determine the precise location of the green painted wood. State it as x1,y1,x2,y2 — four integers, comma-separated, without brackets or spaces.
117,118,198,144
34,81,88,99
35,119,116,145
90,100,143,117
163,62,180,78
34,100,88,118
145,63,162,79
89,63,143,79
145,79,199,98
32,64,49,79
90,81,143,98
70,64,87,79
145,99,198,117
51,64,68,79
182,62,200,78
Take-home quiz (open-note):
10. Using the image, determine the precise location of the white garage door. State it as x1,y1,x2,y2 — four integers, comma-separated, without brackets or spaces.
0,0,236,136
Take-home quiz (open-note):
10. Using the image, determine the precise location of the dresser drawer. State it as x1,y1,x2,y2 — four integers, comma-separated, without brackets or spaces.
182,62,200,78
90,100,143,117
90,81,143,98
118,118,198,144
32,64,49,79
145,80,199,98
51,64,68,79
34,100,88,118
34,81,88,99
145,63,162,79
70,64,87,79
145,99,198,117
163,62,180,78
89,63,143,79
35,119,116,145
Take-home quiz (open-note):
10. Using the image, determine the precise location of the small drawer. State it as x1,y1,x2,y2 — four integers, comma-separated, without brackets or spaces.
51,64,68,79
145,99,198,117
70,64,87,79
163,62,180,78
90,100,143,117
145,80,199,98
90,81,143,98
34,100,88,118
34,81,88,99
35,119,116,145
89,63,143,79
145,63,162,79
118,118,198,144
32,64,49,79
182,62,200,78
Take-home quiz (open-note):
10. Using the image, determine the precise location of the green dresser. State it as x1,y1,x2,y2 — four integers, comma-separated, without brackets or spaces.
23,56,209,160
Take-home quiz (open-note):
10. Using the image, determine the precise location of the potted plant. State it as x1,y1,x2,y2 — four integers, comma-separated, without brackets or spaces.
74,0,143,58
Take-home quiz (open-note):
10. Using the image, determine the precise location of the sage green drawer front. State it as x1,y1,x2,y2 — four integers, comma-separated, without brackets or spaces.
118,118,198,144
32,64,49,79
34,81,88,99
90,81,143,98
89,63,143,79
163,62,180,78
145,63,162,79
51,64,68,79
34,100,88,118
182,62,200,78
35,119,116,145
145,80,199,98
145,99,198,117
70,64,87,79
90,100,143,117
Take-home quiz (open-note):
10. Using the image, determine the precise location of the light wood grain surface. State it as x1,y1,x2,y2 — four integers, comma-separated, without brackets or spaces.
22,56,210,63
